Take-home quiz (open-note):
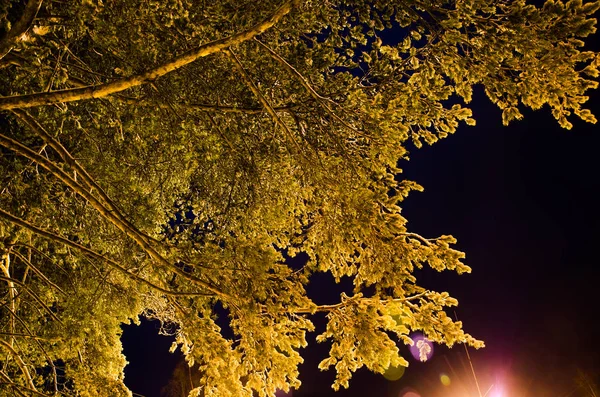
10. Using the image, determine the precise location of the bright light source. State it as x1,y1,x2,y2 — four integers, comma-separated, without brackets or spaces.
489,385,505,397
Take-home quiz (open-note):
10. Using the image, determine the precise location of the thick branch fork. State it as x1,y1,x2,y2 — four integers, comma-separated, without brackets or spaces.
0,1,295,110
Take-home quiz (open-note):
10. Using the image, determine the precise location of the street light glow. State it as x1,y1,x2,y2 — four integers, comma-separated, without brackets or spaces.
489,385,505,397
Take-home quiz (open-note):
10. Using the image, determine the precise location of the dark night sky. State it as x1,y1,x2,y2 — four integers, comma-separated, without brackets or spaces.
122,36,600,397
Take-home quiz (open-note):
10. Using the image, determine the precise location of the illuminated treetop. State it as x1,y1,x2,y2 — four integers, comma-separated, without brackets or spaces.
0,0,598,396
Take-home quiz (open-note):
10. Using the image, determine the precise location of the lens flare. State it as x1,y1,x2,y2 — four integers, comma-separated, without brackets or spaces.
490,385,505,397
408,333,434,362
440,373,451,386
401,391,421,397
383,364,406,381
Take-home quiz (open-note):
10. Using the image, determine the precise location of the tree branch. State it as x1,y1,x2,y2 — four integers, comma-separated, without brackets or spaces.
292,293,429,314
115,96,297,114
255,38,366,138
0,130,228,298
64,74,301,114
10,109,160,247
0,0,44,60
0,332,46,340
0,207,216,298
2,299,60,393
11,250,66,296
0,275,60,322
400,232,438,246
226,48,301,153
10,243,72,282
0,340,37,391
0,371,48,397
0,0,295,110
1,252,17,349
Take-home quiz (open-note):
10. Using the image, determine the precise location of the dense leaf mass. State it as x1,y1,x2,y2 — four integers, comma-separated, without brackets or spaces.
0,0,598,396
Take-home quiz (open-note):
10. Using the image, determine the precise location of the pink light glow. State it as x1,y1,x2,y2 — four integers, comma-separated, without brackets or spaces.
401,392,420,397
490,385,505,397
399,386,420,397
408,333,434,362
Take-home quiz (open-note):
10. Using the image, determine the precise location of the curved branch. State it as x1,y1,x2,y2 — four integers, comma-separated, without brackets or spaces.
0,0,43,60
0,371,48,397
0,332,46,340
399,232,438,246
292,293,429,314
0,339,37,391
10,243,72,281
0,131,228,297
0,207,215,298
0,0,295,110
10,109,160,247
0,306,58,393
1,252,17,348
64,75,301,115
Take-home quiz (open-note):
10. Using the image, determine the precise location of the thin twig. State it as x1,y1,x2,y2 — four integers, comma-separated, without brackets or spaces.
255,38,366,138
11,251,66,296
293,292,429,314
225,48,302,154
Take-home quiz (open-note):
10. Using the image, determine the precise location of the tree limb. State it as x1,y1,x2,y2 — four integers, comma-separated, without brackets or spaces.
0,332,46,340
0,0,295,110
0,372,48,397
255,38,366,138
0,130,228,298
0,307,58,393
0,275,60,322
11,250,66,296
10,243,72,282
1,252,17,349
226,48,302,153
115,96,297,114
65,73,301,114
0,0,44,60
0,340,37,391
292,292,429,314
0,207,217,298
11,109,160,246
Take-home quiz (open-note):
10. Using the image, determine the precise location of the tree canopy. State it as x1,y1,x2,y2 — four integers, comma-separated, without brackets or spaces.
0,0,598,396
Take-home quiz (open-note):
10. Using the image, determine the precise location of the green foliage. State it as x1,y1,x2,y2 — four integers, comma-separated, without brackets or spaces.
0,0,598,396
